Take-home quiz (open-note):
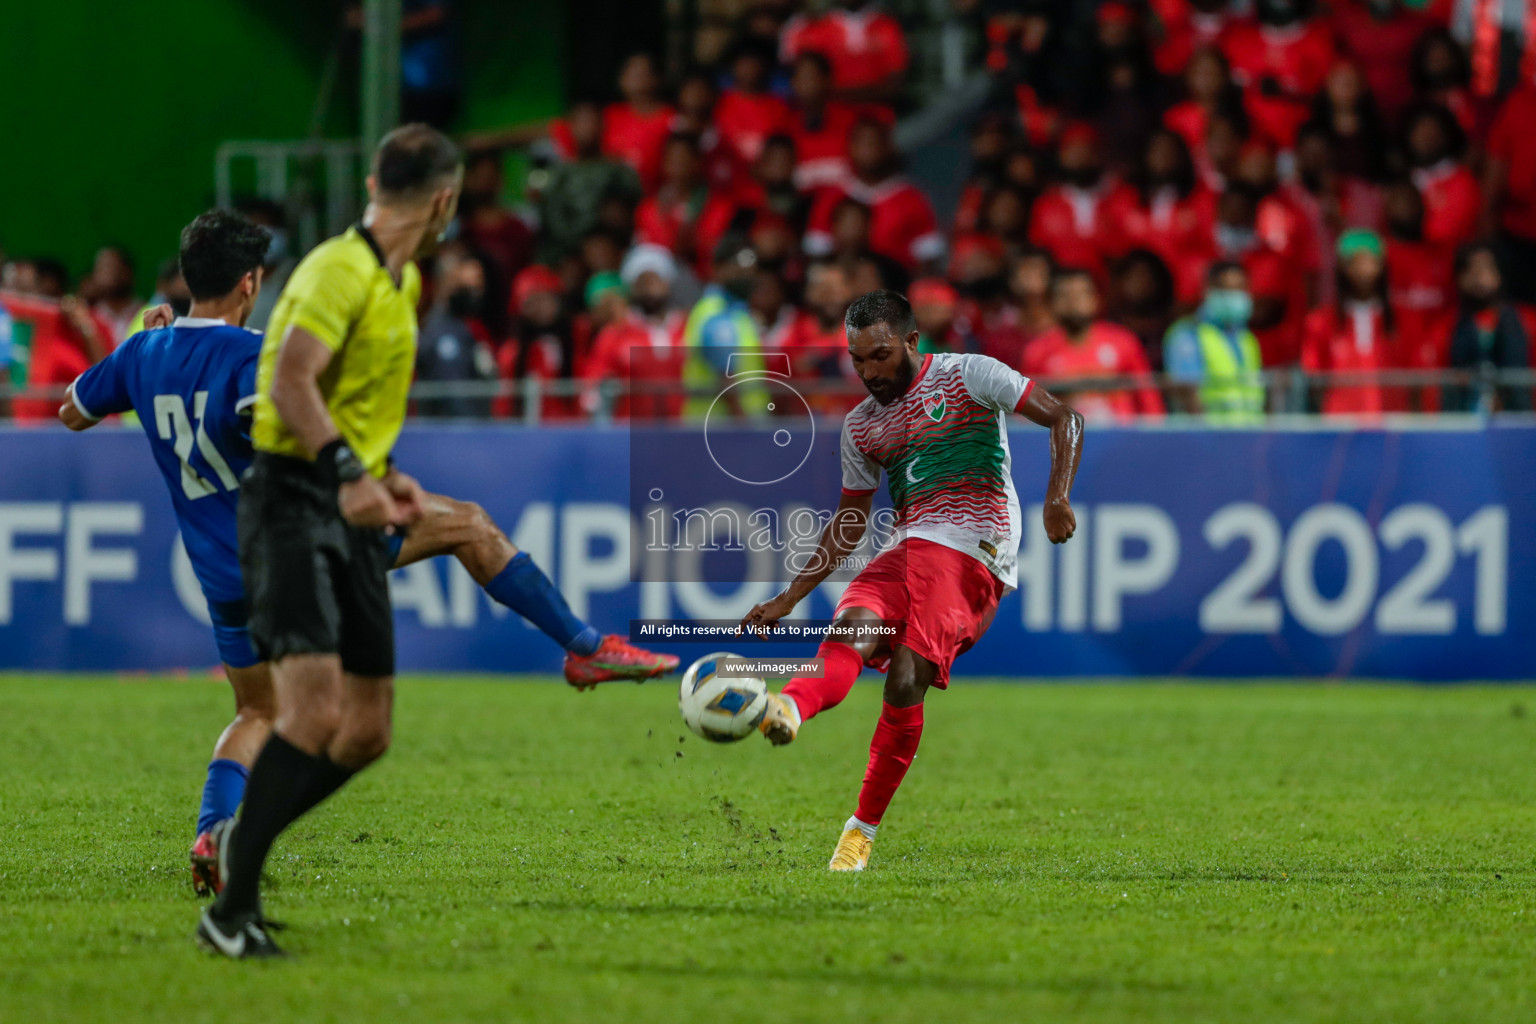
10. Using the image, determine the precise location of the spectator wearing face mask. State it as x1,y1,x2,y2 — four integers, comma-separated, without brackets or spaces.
1163,260,1266,420
1301,229,1404,415
235,198,297,332
583,244,688,420
1212,185,1305,365
1021,268,1165,420
1443,242,1533,412
681,234,771,419
1221,0,1338,149
417,246,498,419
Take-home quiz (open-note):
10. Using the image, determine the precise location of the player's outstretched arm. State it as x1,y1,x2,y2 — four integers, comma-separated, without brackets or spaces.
1018,383,1083,544
739,489,873,633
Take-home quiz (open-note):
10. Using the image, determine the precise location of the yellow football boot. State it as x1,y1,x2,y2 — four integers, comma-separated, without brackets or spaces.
758,692,801,746
828,828,873,871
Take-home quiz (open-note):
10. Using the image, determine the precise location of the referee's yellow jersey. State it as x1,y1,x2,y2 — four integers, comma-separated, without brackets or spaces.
252,225,421,477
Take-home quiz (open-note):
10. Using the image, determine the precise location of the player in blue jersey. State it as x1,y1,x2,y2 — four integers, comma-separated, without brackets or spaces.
60,210,675,897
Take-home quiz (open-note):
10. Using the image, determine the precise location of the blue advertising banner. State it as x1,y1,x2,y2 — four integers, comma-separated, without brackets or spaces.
1,422,1532,679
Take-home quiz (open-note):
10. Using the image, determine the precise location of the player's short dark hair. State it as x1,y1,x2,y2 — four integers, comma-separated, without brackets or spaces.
178,209,270,301
844,289,916,338
372,123,462,201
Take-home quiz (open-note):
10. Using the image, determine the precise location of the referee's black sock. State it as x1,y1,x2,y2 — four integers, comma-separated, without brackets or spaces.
287,754,357,823
214,732,320,919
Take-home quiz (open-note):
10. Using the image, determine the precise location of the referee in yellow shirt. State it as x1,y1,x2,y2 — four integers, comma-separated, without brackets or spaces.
200,124,462,959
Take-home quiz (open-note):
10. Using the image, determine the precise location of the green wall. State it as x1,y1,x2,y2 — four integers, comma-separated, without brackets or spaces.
0,1,564,291
460,2,566,131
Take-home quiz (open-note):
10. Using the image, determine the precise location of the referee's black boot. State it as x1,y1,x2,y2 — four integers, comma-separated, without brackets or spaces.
196,905,286,959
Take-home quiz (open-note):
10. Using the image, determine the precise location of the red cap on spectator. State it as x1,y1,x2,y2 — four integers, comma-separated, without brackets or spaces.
512,265,563,314
909,277,959,308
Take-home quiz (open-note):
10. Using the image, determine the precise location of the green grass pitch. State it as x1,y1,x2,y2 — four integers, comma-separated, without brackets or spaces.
2,674,1535,1023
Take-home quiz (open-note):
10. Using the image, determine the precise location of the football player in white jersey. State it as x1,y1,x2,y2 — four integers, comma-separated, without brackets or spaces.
739,289,1083,871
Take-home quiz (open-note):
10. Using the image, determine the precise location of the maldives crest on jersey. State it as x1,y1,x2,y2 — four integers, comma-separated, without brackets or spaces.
921,393,946,422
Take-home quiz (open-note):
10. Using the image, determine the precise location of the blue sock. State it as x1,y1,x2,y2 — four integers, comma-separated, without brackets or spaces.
196,758,249,836
486,552,602,656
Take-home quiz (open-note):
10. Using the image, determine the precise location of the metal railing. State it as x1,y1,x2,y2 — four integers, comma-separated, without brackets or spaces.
8,369,1534,425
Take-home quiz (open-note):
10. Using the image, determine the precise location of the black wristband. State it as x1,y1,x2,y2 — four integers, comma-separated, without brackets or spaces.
318,439,365,487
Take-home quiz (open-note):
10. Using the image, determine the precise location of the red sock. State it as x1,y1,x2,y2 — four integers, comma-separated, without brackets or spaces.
854,702,924,826
782,642,863,722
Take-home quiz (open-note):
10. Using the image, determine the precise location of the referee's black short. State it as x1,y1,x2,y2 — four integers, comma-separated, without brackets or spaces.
238,452,396,678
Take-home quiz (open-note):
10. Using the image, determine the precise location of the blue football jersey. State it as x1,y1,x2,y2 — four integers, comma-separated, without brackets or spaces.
71,318,261,605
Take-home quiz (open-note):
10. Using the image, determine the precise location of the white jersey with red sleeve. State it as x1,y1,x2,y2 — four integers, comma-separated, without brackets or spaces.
839,352,1034,587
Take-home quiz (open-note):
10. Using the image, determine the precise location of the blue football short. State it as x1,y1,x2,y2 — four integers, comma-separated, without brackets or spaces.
206,595,261,669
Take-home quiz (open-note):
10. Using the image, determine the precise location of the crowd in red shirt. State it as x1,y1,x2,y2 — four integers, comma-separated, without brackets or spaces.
11,0,1536,421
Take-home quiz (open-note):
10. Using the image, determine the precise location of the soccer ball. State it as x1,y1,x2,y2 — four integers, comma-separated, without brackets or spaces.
678,652,769,742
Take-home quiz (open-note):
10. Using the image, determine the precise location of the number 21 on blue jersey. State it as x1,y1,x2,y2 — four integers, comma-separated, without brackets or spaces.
153,392,241,500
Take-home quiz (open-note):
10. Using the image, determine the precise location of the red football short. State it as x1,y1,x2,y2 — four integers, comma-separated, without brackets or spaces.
834,537,1006,688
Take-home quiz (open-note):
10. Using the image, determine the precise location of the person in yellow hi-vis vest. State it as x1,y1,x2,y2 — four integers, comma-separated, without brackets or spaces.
1162,260,1266,423
682,234,771,420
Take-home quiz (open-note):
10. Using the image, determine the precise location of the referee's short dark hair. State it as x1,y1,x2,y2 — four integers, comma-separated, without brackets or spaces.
845,289,917,338
179,210,271,301
372,123,463,201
